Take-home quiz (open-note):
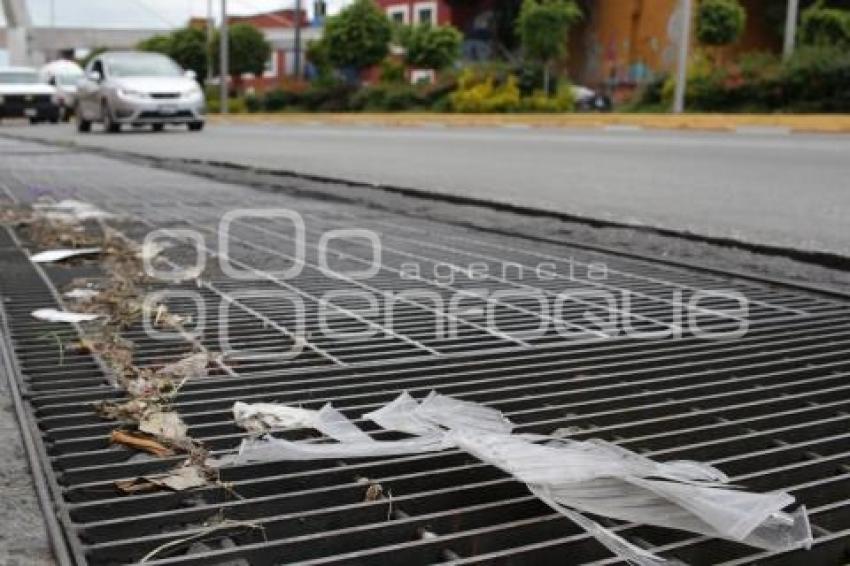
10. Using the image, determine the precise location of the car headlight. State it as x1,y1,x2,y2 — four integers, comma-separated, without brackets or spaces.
118,88,150,99
183,85,202,99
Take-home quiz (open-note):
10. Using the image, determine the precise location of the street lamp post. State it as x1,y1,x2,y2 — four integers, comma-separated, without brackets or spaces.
294,0,303,78
207,0,214,83
672,0,693,114
220,0,229,114
783,0,800,61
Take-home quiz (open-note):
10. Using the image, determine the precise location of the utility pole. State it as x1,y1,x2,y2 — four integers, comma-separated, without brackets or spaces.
220,0,229,114
294,0,303,78
672,0,693,114
783,0,800,61
207,0,214,82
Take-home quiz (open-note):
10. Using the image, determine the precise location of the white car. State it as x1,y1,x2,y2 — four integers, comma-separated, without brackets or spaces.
40,60,84,121
0,66,60,124
76,51,205,133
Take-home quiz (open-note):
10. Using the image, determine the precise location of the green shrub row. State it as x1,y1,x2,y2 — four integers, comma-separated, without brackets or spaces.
225,68,577,113
237,81,449,112
633,46,850,113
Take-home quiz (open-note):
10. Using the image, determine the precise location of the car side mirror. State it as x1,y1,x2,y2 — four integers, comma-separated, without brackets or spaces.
87,70,102,82
185,69,197,80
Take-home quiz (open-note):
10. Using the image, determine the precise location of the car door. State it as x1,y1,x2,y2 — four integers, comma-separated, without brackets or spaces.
76,58,104,120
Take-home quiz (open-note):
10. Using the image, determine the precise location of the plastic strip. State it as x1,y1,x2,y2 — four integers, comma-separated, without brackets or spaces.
223,391,813,562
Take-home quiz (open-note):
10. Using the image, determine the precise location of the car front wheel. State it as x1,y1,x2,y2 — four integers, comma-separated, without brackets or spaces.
103,101,120,133
188,121,204,132
76,110,91,132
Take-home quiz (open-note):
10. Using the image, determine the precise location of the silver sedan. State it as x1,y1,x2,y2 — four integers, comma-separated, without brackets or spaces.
76,51,205,133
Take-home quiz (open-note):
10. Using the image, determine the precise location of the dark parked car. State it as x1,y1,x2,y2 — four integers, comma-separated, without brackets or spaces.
0,66,60,123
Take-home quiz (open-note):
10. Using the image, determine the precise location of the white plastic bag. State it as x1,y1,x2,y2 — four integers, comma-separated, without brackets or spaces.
224,390,813,563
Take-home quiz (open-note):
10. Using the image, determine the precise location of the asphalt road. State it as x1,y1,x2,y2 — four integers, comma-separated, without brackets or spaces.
4,121,849,258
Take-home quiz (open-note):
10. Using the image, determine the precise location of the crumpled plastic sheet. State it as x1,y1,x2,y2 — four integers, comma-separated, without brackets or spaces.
224,391,813,565
30,247,102,263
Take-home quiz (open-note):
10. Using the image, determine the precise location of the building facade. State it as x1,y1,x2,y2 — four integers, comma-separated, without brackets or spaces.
375,0,782,91
225,8,322,91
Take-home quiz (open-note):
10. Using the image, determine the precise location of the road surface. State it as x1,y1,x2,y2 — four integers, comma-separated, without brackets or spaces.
4,121,849,258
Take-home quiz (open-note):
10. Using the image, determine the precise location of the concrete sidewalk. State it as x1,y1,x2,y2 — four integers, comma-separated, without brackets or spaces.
209,112,850,134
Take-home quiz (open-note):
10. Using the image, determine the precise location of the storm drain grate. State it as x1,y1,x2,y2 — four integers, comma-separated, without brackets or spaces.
1,143,849,565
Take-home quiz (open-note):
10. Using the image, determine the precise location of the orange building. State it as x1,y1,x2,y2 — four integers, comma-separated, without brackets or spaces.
567,0,781,94
376,0,782,93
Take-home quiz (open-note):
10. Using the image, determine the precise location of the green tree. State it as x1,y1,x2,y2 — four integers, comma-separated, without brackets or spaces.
799,2,850,48
399,25,463,70
322,0,392,75
696,0,747,46
139,27,209,81
168,27,209,80
212,23,272,80
137,34,172,54
306,38,333,80
516,0,582,92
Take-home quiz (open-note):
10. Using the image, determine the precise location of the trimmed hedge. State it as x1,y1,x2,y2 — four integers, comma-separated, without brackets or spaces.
659,46,850,112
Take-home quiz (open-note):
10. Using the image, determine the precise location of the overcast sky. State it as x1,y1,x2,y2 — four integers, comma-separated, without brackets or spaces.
1,0,350,28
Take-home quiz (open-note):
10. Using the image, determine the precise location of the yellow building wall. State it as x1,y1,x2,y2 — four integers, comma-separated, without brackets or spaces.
567,0,781,88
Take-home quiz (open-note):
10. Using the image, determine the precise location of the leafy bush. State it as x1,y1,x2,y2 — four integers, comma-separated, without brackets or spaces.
350,84,426,111
206,96,247,113
299,82,357,111
379,59,406,83
399,25,463,70
778,45,850,111
519,86,575,112
263,88,298,111
696,0,746,46
799,3,850,49
630,73,668,108
657,45,850,112
450,68,521,112
244,92,262,112
517,63,554,96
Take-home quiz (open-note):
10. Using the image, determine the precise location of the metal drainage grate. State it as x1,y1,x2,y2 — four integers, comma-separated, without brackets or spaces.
1,146,850,565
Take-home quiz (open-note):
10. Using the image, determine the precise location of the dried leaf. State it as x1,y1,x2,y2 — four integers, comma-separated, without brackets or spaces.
115,478,159,494
110,430,174,457
115,465,207,494
139,411,189,443
150,465,207,491
94,399,150,421
158,353,211,381
364,483,384,502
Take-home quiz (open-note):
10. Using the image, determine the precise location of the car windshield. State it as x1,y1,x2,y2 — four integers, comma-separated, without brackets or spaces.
0,72,39,84
106,55,182,78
